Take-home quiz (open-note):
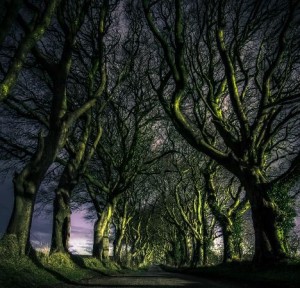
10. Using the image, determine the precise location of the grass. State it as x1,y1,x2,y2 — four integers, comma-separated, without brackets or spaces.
161,259,300,288
0,235,122,288
3,236,299,288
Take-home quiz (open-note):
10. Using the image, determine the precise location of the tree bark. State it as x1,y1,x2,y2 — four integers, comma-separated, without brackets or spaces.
114,228,124,263
221,225,239,262
242,174,287,264
5,188,35,255
5,129,66,255
0,0,60,101
190,238,201,268
51,187,71,253
93,200,116,260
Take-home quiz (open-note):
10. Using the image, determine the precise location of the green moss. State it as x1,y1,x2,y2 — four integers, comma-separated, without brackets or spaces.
103,260,121,271
0,236,126,288
1,84,9,96
40,252,76,269
0,247,120,288
0,234,19,257
0,252,56,288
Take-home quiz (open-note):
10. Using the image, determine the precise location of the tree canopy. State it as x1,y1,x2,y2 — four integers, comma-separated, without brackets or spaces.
0,0,300,267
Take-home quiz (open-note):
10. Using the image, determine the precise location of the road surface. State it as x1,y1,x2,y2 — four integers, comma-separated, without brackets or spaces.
48,265,254,288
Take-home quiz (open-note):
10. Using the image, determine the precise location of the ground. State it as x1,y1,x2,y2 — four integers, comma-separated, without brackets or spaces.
44,265,256,288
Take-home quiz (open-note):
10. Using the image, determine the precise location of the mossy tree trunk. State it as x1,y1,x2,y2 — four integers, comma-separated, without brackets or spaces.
93,199,116,260
6,128,67,255
93,204,113,261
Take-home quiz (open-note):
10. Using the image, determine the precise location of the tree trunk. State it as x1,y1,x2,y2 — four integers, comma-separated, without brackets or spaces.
93,201,116,260
51,187,71,253
102,229,110,260
201,206,209,266
51,112,95,253
114,228,124,263
50,162,82,253
5,189,35,255
243,176,287,264
201,239,208,266
114,204,131,263
4,130,66,255
191,238,201,268
222,225,238,263
184,234,190,265
178,233,187,267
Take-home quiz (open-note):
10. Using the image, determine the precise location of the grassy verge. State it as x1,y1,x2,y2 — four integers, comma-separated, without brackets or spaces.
0,236,122,288
161,260,300,288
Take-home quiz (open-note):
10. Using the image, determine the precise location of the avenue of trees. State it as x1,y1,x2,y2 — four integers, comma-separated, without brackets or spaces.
0,0,300,267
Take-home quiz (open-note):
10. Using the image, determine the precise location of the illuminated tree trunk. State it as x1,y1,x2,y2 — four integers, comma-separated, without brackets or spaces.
93,200,116,260
102,229,110,260
184,234,191,265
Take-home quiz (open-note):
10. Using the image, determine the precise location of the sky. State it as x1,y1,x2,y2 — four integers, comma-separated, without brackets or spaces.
0,178,94,254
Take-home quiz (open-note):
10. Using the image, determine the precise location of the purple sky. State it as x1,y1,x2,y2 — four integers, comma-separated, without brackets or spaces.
0,178,94,254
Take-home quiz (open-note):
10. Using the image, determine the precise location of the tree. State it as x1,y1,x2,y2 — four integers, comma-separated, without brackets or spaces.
112,194,134,263
142,0,300,264
50,0,125,253
83,89,158,259
0,0,61,101
50,111,102,253
161,151,218,267
2,0,110,255
203,164,249,262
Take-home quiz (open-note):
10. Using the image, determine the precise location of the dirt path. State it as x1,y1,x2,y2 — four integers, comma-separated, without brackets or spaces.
47,265,254,288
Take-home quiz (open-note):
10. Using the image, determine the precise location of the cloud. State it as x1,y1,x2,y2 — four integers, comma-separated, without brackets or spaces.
69,237,93,255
